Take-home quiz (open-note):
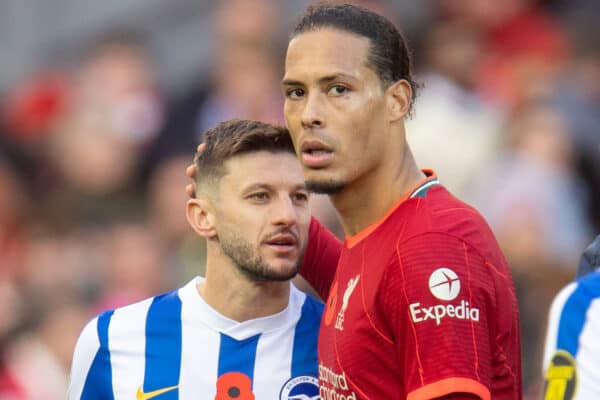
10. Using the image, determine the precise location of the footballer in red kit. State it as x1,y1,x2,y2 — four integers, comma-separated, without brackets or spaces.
302,171,521,399
283,4,522,398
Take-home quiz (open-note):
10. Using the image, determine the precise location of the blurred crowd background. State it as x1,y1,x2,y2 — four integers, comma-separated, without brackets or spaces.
0,0,598,398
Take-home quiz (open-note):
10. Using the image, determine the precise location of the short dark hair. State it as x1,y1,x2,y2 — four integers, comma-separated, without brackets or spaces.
291,3,419,113
194,119,295,193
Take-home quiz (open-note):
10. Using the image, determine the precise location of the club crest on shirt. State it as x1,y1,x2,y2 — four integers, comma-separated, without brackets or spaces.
335,274,360,330
279,375,319,400
543,350,578,400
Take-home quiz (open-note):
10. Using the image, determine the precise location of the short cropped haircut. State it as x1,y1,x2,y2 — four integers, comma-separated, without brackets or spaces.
292,3,419,113
194,119,295,195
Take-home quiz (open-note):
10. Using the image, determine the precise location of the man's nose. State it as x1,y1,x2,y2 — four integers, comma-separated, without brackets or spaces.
271,196,298,226
301,92,325,129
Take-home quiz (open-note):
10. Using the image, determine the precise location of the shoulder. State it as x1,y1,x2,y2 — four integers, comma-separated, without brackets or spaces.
68,309,116,400
550,273,600,321
86,288,183,344
393,186,505,267
291,285,324,320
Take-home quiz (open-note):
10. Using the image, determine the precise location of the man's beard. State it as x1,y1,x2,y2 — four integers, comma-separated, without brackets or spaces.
305,179,345,195
220,234,301,282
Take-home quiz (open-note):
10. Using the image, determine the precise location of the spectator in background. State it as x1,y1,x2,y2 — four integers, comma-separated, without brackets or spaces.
474,101,592,270
147,155,207,280
407,20,503,201
0,157,30,279
92,222,168,312
4,293,88,400
151,0,284,163
0,281,27,399
44,32,164,225
472,100,593,395
550,17,600,233
437,0,570,108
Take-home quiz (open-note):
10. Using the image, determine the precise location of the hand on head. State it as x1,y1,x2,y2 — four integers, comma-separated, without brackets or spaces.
185,143,205,198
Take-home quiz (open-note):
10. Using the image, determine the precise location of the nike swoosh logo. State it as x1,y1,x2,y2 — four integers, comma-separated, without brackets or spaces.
136,385,178,400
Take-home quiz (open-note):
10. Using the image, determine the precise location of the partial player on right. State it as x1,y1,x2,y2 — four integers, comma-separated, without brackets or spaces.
542,235,600,400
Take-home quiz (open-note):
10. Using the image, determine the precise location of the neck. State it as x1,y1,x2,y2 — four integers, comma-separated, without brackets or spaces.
198,245,291,322
331,144,423,237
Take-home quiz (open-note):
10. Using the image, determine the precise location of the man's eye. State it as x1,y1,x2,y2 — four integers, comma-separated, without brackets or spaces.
292,192,309,203
286,88,304,99
328,85,349,96
249,192,269,201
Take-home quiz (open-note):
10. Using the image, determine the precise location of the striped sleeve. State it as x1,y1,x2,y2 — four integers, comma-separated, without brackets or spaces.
542,282,577,370
542,274,600,399
68,310,114,400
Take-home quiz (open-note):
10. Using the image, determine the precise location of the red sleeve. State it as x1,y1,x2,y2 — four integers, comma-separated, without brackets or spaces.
383,232,493,400
300,217,342,300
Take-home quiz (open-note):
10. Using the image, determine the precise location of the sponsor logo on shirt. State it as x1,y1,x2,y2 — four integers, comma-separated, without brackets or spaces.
409,267,480,325
136,385,178,400
543,350,577,400
319,363,358,400
279,375,319,400
429,267,460,301
335,275,360,331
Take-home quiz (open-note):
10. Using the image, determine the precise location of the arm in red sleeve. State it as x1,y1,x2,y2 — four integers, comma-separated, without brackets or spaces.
300,217,342,300
383,232,494,400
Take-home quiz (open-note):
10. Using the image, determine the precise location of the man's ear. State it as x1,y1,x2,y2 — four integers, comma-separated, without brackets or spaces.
386,80,412,122
186,198,217,239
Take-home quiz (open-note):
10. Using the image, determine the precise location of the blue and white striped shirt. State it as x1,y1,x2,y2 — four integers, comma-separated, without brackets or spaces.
543,271,600,399
68,277,322,399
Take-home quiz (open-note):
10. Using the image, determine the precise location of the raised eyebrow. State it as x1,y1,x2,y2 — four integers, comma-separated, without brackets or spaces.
281,79,304,87
319,73,358,85
281,73,357,87
242,183,272,193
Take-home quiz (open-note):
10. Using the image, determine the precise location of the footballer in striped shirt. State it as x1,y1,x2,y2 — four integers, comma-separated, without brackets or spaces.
68,120,325,400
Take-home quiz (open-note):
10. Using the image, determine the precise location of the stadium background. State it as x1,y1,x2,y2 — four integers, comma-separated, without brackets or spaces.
0,0,598,398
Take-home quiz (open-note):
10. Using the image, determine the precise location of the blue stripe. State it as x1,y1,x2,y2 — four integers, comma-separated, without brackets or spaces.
218,333,260,384
556,273,600,356
291,296,323,377
144,291,182,399
81,310,115,400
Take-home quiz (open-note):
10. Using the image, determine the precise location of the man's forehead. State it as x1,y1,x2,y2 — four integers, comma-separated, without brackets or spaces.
284,29,370,77
221,151,305,187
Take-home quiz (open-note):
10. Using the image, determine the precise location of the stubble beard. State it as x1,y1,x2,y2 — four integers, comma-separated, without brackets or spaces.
220,234,301,282
305,179,345,195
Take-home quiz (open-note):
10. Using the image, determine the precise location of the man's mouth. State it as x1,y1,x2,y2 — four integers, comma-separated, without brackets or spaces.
264,233,298,252
300,140,334,168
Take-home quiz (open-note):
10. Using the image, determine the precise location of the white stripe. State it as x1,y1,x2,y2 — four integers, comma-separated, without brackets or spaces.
542,282,577,371
409,179,439,198
253,289,305,398
179,286,221,398
253,322,295,398
574,297,600,399
108,298,153,398
68,317,100,400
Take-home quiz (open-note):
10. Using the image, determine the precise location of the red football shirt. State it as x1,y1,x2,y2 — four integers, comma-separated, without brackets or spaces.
302,172,522,399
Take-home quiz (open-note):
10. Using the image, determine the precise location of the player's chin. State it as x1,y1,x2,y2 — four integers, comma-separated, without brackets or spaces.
305,176,345,195
265,258,300,280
